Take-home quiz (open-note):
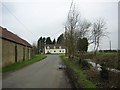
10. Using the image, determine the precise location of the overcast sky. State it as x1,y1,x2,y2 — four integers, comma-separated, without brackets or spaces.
1,0,119,51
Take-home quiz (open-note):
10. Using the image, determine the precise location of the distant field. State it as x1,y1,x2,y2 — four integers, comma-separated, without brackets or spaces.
97,52,118,57
84,52,119,69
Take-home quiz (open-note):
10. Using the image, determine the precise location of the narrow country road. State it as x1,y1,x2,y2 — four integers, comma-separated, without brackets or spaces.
2,55,71,88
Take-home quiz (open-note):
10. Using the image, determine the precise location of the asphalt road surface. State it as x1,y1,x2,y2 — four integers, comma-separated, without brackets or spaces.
2,55,71,88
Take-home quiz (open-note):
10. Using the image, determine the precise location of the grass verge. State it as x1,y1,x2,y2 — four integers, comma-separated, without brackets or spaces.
60,55,96,88
2,54,47,72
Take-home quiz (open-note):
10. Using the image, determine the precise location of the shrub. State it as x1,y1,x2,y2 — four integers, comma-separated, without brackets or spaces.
81,59,90,69
100,64,109,80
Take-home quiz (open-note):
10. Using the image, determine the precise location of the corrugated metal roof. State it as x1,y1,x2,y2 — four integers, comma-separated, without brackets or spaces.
0,26,32,47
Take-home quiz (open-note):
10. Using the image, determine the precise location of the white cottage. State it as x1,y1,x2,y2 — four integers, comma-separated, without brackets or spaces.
44,44,66,54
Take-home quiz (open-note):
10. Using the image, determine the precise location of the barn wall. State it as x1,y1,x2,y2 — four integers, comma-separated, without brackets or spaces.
25,47,28,60
17,44,24,62
21,46,31,61
2,39,15,67
0,38,2,68
28,48,31,60
2,39,31,67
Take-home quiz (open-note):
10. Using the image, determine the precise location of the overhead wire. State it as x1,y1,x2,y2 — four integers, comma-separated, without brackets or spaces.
1,2,36,39
1,2,69,41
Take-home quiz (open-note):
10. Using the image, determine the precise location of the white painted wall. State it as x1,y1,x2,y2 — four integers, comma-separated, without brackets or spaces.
45,48,66,54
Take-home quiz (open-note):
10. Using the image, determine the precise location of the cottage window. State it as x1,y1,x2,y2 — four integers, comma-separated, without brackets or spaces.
59,50,61,52
54,50,56,52
62,50,64,52
47,46,49,49
54,46,56,49
59,46,61,49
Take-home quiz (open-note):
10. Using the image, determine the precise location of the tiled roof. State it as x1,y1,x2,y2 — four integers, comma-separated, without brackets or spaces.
45,44,66,49
0,26,32,47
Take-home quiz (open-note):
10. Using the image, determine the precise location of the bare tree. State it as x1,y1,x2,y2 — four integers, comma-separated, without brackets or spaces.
32,42,38,56
64,1,107,59
65,2,80,58
92,18,107,54
77,19,91,38
64,0,92,58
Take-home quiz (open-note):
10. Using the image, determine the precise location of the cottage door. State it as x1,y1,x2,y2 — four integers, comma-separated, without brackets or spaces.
23,47,25,61
15,45,17,62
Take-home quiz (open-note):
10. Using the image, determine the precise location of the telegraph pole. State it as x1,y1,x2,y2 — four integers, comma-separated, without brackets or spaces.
110,40,111,51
